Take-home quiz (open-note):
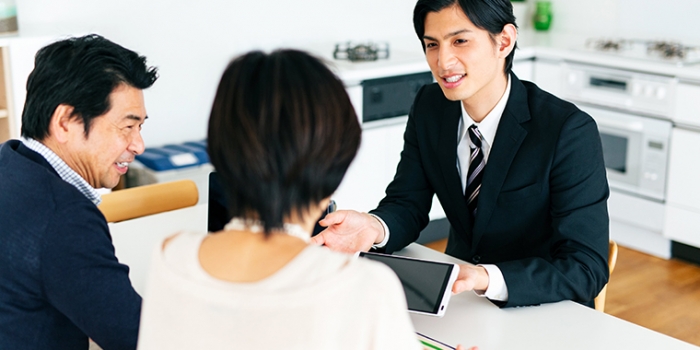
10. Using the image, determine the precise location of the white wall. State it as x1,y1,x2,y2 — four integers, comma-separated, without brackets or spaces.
12,0,700,146
14,0,418,147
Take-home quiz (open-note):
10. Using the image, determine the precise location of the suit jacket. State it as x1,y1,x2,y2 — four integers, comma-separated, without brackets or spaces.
370,74,610,308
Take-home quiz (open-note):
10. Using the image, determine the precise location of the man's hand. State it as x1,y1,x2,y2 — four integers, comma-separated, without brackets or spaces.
452,264,490,294
309,210,384,253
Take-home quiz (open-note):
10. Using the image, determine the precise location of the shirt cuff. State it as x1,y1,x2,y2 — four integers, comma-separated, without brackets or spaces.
368,214,390,248
474,264,509,301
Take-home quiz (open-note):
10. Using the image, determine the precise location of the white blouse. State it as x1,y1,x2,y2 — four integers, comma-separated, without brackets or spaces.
137,231,422,350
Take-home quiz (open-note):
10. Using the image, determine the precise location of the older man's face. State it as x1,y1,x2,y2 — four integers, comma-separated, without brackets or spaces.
65,84,147,189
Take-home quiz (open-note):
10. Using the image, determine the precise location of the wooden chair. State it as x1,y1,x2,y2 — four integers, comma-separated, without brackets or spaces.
594,240,619,312
98,179,199,223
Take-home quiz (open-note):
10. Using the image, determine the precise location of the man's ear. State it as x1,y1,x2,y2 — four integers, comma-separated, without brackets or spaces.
498,23,518,58
48,104,78,143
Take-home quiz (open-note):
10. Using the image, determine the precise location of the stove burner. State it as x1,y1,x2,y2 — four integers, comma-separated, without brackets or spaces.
585,38,631,52
646,41,698,59
333,42,390,62
585,37,700,64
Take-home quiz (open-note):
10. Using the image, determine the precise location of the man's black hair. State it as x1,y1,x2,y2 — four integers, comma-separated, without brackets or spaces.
21,34,158,140
413,0,518,74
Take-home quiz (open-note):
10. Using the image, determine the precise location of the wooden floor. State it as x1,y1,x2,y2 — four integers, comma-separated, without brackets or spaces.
423,239,700,347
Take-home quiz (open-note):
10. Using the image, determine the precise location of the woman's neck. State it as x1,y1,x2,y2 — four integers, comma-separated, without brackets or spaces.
198,201,330,283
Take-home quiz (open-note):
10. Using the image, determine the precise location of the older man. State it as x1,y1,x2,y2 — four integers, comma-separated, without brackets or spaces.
0,34,158,350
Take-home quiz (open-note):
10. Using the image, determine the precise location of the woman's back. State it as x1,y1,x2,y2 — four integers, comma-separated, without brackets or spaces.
137,231,421,349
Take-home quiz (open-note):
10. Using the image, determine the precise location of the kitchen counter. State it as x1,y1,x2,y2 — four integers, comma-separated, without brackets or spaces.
515,29,700,83
305,31,700,86
302,41,429,86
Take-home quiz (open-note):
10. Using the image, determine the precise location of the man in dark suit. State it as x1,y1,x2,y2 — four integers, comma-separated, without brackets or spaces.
312,0,610,308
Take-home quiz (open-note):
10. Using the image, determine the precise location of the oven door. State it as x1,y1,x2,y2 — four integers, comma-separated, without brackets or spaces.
581,104,672,202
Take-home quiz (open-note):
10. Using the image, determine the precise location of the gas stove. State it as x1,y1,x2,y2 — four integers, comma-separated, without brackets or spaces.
333,42,390,62
584,38,700,66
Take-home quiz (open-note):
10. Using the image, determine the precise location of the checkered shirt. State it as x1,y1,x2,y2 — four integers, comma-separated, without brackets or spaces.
22,138,102,206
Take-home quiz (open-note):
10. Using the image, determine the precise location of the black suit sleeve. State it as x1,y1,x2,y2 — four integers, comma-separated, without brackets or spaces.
497,110,610,307
370,85,435,252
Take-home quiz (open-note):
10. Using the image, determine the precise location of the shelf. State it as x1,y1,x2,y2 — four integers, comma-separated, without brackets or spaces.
0,108,8,118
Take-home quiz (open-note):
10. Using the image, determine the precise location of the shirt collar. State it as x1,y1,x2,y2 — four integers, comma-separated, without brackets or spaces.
460,74,512,149
22,137,102,206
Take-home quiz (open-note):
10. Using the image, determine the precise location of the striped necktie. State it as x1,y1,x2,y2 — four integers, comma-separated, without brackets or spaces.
465,125,485,220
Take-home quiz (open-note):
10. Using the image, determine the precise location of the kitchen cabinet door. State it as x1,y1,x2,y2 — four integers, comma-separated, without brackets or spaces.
664,128,700,248
533,60,563,97
333,117,446,220
512,59,534,82
333,125,388,213
675,82,700,128
666,128,700,210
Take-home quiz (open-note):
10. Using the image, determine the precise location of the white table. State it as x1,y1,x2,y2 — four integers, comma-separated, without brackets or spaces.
109,205,699,350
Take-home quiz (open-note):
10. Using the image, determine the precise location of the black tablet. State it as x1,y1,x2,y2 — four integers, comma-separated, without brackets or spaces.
358,251,459,317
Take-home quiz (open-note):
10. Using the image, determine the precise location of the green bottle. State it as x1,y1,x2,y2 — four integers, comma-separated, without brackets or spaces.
534,1,552,31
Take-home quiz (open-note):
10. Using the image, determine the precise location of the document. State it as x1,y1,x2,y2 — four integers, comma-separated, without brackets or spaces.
416,332,456,350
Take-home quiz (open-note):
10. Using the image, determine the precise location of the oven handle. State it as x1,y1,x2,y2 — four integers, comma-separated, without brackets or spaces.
594,117,644,133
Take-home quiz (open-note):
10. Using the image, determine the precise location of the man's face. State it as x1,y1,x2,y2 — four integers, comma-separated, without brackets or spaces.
65,84,147,189
422,5,507,105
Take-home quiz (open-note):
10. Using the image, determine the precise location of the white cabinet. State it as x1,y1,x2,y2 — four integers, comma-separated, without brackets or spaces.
675,82,700,128
532,59,563,96
664,81,700,249
333,118,446,220
334,122,398,213
664,128,700,248
512,58,534,82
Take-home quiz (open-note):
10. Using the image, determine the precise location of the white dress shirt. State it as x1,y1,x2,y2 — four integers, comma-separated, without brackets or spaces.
456,76,512,302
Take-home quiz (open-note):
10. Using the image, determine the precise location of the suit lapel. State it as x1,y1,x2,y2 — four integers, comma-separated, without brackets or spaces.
436,99,473,235
472,74,530,248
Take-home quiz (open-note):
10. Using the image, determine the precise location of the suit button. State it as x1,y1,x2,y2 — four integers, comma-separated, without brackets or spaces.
472,255,481,263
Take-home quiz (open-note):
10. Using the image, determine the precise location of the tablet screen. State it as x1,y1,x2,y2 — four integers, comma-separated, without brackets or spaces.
359,252,456,315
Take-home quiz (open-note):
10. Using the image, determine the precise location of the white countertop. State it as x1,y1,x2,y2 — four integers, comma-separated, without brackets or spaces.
516,30,700,83
302,40,430,86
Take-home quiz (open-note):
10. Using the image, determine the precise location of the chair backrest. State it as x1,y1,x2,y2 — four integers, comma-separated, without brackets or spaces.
99,180,199,223
594,240,619,312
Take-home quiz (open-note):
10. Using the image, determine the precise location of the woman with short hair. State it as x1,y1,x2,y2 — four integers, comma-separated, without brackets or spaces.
136,49,426,349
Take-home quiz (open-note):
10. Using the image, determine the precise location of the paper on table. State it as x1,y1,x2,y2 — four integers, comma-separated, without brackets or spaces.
416,332,456,350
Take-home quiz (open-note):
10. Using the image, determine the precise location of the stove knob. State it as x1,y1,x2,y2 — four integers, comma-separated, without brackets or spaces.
568,72,577,85
632,83,643,96
644,85,654,97
656,87,667,99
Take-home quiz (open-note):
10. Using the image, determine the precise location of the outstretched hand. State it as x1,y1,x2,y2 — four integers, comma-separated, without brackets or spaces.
309,210,384,253
451,264,489,295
